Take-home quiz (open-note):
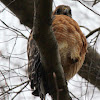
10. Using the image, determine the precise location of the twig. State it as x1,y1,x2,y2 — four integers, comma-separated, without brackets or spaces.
0,0,15,13
7,51,27,55
76,0,100,16
86,27,100,38
0,19,28,39
11,82,29,100
80,25,91,32
0,71,9,88
92,0,99,6
0,54,27,60
0,37,16,43
69,92,79,100
0,80,29,96
53,72,59,100
89,31,100,46
93,31,100,45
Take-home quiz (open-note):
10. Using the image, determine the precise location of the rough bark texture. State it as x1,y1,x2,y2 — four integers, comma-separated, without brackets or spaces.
1,0,100,91
33,0,71,99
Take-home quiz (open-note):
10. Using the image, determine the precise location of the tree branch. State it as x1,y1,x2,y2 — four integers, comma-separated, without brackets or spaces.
78,46,100,90
86,27,100,38
0,0,34,28
33,0,71,99
76,0,100,16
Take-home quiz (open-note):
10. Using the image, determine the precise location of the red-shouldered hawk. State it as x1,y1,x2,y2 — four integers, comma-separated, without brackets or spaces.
27,5,87,97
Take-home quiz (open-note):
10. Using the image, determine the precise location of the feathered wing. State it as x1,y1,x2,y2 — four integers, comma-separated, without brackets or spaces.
27,33,41,96
27,33,48,97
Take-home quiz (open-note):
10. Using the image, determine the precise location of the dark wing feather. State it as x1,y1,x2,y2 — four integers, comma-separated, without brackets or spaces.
27,32,41,96
27,32,49,97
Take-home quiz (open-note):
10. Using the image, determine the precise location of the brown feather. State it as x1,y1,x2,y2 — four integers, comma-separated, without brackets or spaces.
52,15,87,80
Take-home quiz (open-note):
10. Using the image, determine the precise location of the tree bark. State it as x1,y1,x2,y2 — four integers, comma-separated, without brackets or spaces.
1,0,100,91
79,46,100,90
1,0,34,28
33,0,71,99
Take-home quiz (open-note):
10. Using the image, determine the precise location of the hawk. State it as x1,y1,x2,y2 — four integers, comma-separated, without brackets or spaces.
27,5,87,97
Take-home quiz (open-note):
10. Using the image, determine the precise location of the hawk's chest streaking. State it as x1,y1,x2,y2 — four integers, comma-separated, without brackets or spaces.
27,5,87,96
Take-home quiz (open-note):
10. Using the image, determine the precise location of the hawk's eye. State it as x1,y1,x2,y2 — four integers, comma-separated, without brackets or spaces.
55,8,61,15
69,9,71,14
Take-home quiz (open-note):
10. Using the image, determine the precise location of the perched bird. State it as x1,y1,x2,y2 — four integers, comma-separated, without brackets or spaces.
27,5,87,97
52,5,87,80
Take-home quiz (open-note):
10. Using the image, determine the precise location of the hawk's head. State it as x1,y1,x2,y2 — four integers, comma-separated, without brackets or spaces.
53,5,72,18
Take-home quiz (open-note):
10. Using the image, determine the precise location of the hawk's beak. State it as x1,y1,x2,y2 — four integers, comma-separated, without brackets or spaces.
64,9,72,18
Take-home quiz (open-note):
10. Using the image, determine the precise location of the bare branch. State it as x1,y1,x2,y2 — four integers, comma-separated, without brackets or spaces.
86,27,100,38
80,25,91,32
0,80,29,97
78,46,100,90
76,0,100,16
0,19,28,39
92,0,99,6
0,0,34,28
33,0,71,99
11,82,29,100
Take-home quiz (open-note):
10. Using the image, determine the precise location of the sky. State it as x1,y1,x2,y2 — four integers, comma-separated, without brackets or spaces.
0,0,100,100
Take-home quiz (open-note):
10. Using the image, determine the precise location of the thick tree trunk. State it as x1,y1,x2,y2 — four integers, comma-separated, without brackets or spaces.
1,0,100,91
